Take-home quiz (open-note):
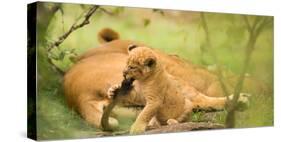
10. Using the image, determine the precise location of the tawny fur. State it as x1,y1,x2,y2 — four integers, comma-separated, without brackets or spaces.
123,46,189,134
121,46,231,134
63,28,268,129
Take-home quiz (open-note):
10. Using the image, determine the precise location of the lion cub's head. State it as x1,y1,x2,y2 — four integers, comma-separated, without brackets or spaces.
123,45,159,81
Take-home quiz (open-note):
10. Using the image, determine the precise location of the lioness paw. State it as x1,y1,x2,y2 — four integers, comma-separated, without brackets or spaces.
229,93,251,111
236,93,251,111
107,84,121,99
238,93,251,105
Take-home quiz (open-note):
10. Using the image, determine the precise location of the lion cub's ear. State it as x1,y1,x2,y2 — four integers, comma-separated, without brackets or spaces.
144,58,156,68
128,44,138,52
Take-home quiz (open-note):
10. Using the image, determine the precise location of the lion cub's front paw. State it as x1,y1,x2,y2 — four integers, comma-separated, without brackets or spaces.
129,122,147,135
167,119,179,125
107,84,121,99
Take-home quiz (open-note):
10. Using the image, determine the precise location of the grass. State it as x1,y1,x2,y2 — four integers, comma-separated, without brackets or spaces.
37,90,98,140
36,3,274,140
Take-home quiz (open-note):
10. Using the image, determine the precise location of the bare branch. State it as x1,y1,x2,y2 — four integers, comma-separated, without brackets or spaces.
254,17,272,38
200,14,269,128
45,5,99,75
99,7,115,16
225,16,269,128
145,122,224,134
252,16,261,31
243,16,252,32
46,55,65,75
231,16,269,105
58,7,65,33
47,5,99,52
200,13,230,99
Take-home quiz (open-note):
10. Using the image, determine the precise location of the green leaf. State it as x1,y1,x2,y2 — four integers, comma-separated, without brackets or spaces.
58,52,65,60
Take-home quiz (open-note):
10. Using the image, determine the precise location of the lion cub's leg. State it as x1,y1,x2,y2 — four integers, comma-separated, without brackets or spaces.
177,98,194,122
130,101,162,134
148,117,179,129
148,116,161,128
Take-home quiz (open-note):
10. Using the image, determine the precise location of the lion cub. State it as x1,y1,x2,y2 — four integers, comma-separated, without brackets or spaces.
107,45,250,134
122,45,191,134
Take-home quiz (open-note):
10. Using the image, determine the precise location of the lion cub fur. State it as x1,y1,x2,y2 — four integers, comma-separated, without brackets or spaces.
124,46,192,134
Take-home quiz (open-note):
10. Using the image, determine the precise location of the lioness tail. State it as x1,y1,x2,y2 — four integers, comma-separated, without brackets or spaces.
98,28,119,43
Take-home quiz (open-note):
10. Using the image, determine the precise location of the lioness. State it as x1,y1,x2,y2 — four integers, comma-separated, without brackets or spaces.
63,28,267,129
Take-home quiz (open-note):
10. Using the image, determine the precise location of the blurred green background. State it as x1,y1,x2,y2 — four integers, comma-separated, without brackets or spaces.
36,2,273,140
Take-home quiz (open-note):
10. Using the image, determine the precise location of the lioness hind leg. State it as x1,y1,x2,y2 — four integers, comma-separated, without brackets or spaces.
191,92,251,111
191,92,227,111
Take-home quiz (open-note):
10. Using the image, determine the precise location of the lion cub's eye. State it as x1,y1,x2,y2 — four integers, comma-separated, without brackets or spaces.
128,66,137,70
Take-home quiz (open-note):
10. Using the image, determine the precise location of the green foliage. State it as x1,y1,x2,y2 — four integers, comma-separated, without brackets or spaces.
37,3,273,140
235,95,273,128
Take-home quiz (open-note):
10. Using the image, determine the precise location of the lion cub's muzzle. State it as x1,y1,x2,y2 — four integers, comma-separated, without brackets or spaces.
123,69,132,80
123,67,138,82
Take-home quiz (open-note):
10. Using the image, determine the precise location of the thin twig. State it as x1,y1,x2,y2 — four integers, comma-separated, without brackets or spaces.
47,5,99,52
200,13,230,99
243,16,252,32
46,55,65,75
200,13,269,128
231,17,268,105
254,17,272,38
58,7,65,33
252,16,261,31
225,16,269,128
45,5,99,75
99,7,114,16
